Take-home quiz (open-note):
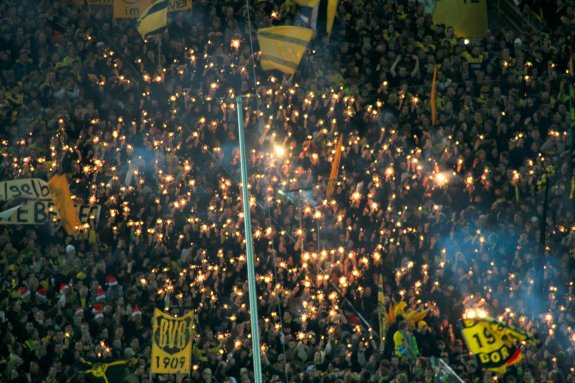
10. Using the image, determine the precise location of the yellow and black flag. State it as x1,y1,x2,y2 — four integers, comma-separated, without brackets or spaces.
137,0,168,40
79,358,129,383
257,26,313,74
460,316,537,373
326,0,337,34
295,0,337,36
377,274,386,341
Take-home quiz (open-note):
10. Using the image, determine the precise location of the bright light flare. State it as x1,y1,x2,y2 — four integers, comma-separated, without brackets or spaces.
274,145,285,157
434,172,449,187
464,308,489,319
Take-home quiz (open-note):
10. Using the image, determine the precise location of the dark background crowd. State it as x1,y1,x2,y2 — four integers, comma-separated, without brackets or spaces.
1,0,575,382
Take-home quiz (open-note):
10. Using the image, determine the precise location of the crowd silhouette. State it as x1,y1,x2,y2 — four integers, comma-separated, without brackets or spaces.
0,0,575,382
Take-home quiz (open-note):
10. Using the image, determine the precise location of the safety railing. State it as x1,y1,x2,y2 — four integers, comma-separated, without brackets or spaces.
494,0,544,32
429,357,466,383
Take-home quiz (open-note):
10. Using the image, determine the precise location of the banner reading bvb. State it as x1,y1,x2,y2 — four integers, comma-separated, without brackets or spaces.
151,309,194,374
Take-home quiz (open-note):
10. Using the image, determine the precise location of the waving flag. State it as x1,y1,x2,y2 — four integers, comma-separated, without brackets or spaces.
257,26,313,74
137,0,168,39
460,316,537,373
378,275,386,341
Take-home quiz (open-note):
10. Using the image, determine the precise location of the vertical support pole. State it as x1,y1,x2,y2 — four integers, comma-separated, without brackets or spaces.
540,174,549,249
157,35,162,76
235,96,263,383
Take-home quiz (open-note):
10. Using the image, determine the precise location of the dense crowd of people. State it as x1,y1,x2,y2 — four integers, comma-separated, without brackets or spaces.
1,0,575,382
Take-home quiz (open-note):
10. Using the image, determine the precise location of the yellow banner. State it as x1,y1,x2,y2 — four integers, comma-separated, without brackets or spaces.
460,317,534,372
432,0,487,38
0,178,51,200
167,0,192,12
114,0,191,17
48,175,82,235
114,0,153,18
151,309,194,374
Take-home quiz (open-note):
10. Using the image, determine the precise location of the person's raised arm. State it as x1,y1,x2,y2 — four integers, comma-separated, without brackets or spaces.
410,55,420,78
390,54,402,77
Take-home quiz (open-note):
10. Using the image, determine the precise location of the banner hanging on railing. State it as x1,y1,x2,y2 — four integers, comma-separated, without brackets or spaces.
432,0,487,38
151,308,194,374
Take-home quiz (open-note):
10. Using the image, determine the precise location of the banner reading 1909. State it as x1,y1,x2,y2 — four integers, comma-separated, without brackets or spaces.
151,308,194,374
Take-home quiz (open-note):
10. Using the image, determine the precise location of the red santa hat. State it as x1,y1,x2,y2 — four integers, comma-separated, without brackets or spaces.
92,303,104,319
59,283,70,295
74,307,84,316
19,287,31,299
92,303,103,314
96,286,106,302
106,276,118,287
36,288,48,301
131,306,142,318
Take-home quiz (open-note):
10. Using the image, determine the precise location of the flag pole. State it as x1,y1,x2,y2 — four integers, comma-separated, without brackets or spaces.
157,35,162,76
568,44,574,202
235,95,263,383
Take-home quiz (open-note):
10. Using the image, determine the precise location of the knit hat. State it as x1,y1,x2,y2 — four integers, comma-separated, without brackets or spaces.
19,287,31,299
36,288,48,301
96,286,106,302
131,306,142,318
105,276,118,287
94,310,104,320
74,307,84,316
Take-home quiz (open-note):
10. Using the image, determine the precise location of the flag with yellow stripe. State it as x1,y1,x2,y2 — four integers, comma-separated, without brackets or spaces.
48,175,81,235
377,274,386,341
257,26,313,74
137,0,168,40
326,135,343,199
326,0,337,34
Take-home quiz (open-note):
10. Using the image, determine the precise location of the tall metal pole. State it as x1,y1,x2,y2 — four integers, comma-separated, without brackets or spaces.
568,44,574,204
157,35,162,75
540,174,549,247
235,96,263,383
